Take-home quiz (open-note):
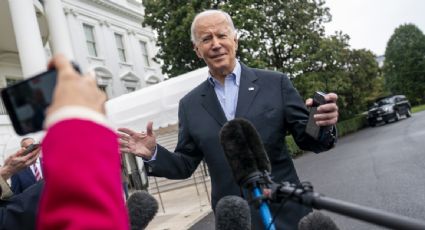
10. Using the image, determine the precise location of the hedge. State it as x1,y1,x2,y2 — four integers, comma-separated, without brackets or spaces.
287,114,368,158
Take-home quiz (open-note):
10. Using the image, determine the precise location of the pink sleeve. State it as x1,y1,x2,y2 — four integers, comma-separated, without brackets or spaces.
37,119,129,230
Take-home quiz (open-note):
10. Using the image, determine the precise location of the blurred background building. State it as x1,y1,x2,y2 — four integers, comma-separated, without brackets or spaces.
0,0,163,157
0,1,210,211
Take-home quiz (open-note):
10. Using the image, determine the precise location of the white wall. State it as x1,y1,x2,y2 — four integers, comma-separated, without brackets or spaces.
62,0,163,98
0,0,164,163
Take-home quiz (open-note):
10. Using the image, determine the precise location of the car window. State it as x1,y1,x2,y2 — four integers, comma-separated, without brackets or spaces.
377,98,393,106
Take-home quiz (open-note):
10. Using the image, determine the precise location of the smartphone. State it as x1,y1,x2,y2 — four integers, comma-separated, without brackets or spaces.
1,63,80,135
305,91,329,140
23,143,40,155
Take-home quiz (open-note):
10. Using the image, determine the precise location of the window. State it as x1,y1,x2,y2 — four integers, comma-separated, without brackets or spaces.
98,85,107,92
121,73,140,93
126,86,136,93
6,78,20,86
140,41,150,67
94,67,113,99
83,24,98,57
115,33,127,62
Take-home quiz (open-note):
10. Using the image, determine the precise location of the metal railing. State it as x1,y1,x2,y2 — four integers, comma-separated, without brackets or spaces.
0,91,8,115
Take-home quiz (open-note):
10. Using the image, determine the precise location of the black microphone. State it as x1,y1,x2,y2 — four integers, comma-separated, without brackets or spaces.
298,211,340,230
220,118,275,230
126,191,159,230
219,118,271,185
215,195,251,230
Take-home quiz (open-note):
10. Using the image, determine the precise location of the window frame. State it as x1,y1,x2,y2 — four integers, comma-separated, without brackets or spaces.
139,40,150,67
83,23,98,57
114,33,127,63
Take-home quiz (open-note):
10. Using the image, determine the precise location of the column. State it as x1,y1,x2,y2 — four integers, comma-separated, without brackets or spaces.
8,0,47,78
44,0,74,60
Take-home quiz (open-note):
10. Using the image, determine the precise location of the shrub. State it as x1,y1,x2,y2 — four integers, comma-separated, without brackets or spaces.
288,114,368,157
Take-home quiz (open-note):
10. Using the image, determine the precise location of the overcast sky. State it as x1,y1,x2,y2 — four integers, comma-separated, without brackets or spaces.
324,0,425,56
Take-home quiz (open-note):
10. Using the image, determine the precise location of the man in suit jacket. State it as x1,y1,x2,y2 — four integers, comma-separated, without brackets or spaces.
118,9,338,229
11,138,42,194
0,138,41,230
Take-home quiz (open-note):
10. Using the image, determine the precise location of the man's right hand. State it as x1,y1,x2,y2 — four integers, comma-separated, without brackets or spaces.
0,146,40,180
118,121,157,160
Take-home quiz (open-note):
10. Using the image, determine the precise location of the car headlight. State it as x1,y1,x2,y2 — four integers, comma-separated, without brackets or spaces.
383,106,393,113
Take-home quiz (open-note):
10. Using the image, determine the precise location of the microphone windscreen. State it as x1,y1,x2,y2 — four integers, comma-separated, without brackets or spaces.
127,191,159,230
215,195,251,230
220,119,258,184
298,211,340,230
238,118,271,172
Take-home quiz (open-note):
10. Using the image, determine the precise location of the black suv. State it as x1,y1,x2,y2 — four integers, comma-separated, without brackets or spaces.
367,95,412,127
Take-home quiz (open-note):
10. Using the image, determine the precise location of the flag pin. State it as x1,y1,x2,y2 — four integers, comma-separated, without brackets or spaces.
248,87,254,91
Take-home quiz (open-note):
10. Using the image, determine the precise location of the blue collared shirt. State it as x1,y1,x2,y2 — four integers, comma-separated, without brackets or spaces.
147,61,241,162
207,60,241,120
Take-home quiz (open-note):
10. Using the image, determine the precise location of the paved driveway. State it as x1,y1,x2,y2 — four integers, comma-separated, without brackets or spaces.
190,111,425,230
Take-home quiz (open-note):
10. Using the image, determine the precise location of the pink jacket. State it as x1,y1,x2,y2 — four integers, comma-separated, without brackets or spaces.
37,119,129,229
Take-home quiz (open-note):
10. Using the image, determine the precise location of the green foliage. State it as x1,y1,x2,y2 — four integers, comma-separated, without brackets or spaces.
383,24,425,105
285,135,302,158
412,104,425,113
289,114,367,158
294,34,381,120
335,115,367,137
142,0,210,77
143,0,384,119
143,0,331,77
221,0,331,75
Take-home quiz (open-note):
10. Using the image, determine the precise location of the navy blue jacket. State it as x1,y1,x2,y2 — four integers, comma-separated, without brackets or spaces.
0,181,43,230
146,63,335,229
11,167,37,194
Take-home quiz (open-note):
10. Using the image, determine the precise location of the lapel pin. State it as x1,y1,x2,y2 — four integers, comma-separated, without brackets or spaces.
248,87,254,91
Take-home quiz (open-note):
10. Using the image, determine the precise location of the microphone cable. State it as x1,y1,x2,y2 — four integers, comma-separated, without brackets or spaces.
266,181,313,230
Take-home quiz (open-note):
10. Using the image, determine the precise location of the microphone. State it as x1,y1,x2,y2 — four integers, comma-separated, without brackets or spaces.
215,195,251,230
126,191,159,230
220,118,275,230
298,211,340,230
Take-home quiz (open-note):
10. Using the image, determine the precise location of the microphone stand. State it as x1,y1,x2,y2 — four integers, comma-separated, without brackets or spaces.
241,172,276,230
270,181,425,230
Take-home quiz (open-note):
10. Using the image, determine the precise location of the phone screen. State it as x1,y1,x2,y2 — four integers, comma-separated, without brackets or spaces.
1,69,57,135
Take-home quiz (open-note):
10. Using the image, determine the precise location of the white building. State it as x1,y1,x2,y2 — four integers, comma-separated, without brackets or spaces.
0,0,210,205
0,0,163,158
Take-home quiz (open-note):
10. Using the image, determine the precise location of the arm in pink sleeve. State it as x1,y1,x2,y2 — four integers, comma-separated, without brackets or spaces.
37,119,129,230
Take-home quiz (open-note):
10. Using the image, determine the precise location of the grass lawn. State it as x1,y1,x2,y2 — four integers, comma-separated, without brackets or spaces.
412,104,425,113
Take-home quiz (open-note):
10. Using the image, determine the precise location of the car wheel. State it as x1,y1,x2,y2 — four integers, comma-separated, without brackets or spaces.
369,122,376,127
395,111,400,121
406,109,412,118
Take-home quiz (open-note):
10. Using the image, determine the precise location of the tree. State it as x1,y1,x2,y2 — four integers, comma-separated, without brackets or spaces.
142,0,209,77
343,49,381,117
294,34,381,120
143,0,331,77
383,23,425,105
143,0,384,119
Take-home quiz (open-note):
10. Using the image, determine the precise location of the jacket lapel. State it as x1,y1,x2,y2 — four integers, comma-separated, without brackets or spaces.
235,63,260,117
201,81,227,126
25,167,37,183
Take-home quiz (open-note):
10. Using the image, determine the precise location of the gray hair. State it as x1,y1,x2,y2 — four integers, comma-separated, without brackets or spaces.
20,137,35,147
190,9,237,44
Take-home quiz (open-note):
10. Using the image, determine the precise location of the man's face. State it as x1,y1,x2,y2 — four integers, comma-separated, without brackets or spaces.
21,138,34,149
193,13,238,79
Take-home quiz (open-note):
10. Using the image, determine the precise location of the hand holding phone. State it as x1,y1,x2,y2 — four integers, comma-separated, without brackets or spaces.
305,91,332,140
1,61,81,135
23,143,40,155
